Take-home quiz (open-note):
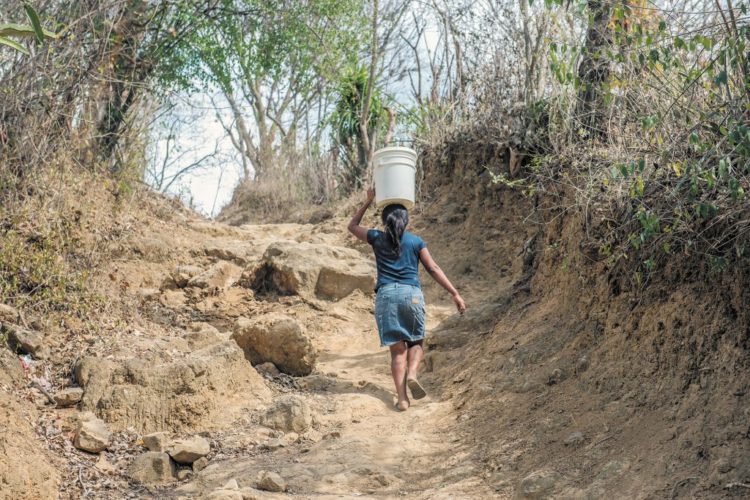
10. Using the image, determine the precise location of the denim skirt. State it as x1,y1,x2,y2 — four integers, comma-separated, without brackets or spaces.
374,283,426,346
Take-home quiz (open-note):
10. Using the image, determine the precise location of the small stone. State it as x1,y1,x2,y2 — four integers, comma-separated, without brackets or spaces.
167,436,210,464
257,471,286,492
576,355,590,374
143,432,169,453
261,396,312,433
223,478,239,490
74,417,111,453
95,454,116,474
128,452,176,485
255,362,280,378
564,431,585,446
519,470,560,499
188,261,241,290
192,456,209,472
177,468,192,481
262,438,284,450
283,432,299,445
170,265,204,288
53,387,84,407
716,459,733,474
547,368,565,386
3,324,48,359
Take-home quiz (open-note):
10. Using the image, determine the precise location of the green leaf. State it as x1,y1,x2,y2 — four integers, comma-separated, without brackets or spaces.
0,35,29,54
714,70,728,86
23,4,44,44
0,22,57,40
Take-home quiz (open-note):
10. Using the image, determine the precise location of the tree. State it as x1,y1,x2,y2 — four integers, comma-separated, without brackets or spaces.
155,0,367,181
576,0,617,139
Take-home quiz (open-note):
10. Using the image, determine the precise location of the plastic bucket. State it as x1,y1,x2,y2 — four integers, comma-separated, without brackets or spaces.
373,147,417,209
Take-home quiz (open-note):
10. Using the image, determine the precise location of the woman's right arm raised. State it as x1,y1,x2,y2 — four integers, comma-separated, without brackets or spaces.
419,248,466,314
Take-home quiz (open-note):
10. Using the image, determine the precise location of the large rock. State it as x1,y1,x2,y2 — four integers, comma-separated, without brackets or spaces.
75,340,270,432
167,436,210,464
188,261,242,290
128,452,176,485
233,314,316,376
261,395,312,433
54,387,84,407
251,240,374,300
2,324,48,359
74,416,111,453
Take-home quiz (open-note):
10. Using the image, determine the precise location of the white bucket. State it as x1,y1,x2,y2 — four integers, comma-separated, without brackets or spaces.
373,146,417,209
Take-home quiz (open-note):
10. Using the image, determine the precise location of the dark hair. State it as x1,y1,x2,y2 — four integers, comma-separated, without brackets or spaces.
381,204,409,256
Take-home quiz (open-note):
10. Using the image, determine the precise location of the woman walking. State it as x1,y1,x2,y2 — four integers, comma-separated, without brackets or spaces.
348,188,466,411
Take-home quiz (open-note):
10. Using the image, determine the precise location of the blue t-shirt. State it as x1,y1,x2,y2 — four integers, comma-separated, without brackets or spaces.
367,229,426,290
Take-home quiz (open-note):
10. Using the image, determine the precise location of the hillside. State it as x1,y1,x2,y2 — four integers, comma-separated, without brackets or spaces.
1,2,749,498
0,140,747,499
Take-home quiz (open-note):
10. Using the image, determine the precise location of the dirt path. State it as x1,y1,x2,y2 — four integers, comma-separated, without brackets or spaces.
171,268,495,498
5,207,501,499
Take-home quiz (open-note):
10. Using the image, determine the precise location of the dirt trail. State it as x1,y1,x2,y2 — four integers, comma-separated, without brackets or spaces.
61,202,499,499
153,210,496,497
177,297,493,498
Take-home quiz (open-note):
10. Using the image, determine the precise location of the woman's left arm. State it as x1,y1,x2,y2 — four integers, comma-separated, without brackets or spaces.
347,188,375,243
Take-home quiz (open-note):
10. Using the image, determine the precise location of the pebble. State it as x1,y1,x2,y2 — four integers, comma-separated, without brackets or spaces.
519,470,560,499
564,431,585,446
257,471,286,492
74,416,111,453
53,387,84,407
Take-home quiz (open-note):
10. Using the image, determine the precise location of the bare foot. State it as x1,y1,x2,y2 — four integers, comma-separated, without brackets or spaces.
396,399,410,411
407,378,427,399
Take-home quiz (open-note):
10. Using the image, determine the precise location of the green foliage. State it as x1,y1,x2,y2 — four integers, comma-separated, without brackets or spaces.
154,0,366,95
542,1,750,283
329,65,391,190
0,4,57,55
0,227,92,312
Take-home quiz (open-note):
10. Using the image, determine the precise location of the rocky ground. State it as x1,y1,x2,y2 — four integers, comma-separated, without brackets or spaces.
1,181,748,499
0,197,501,499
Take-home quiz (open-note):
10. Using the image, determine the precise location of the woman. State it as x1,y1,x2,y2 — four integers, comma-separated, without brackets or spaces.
348,188,466,411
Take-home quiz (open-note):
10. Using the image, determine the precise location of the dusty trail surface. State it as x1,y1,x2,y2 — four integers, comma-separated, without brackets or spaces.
1,193,498,500
4,178,748,499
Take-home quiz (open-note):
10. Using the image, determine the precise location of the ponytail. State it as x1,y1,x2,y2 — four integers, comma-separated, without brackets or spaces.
382,204,408,257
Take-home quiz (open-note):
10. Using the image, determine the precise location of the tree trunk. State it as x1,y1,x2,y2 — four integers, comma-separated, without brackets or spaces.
576,0,616,140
